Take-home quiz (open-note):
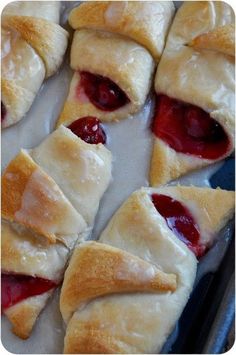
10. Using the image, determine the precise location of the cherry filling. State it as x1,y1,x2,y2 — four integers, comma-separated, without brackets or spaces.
152,95,230,160
151,194,206,258
1,101,6,122
1,273,57,310
80,71,129,111
68,116,106,144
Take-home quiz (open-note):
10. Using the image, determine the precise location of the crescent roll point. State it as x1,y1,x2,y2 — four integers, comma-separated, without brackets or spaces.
60,241,177,324
1,1,69,129
60,186,234,354
150,1,235,187
56,1,175,127
1,126,112,339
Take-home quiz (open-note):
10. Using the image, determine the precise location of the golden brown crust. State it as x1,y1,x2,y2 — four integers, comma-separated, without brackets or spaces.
60,242,177,323
68,1,175,61
149,137,212,186
189,24,235,57
2,150,86,243
64,320,134,354
2,15,68,77
2,1,61,23
2,150,38,222
4,291,53,339
1,219,70,280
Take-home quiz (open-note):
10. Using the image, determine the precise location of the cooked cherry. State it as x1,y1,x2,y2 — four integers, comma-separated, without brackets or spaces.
68,117,106,144
80,71,129,111
1,273,57,310
151,193,206,258
1,101,6,122
152,95,230,160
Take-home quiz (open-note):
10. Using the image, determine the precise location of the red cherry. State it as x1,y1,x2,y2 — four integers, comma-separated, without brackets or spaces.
1,273,57,310
98,82,118,109
1,102,6,122
152,95,230,160
68,117,106,144
184,107,213,139
80,71,129,111
151,193,205,258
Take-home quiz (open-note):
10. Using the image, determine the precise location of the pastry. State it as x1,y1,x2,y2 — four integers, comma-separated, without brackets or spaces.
1,1,68,128
1,220,69,339
150,1,235,186
60,186,235,354
30,125,112,226
56,1,174,127
1,125,112,338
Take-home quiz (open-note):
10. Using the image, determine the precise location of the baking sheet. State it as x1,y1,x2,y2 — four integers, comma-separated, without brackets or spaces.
1,1,234,354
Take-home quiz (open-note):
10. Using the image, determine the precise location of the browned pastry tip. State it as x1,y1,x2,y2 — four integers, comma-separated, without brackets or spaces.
60,242,177,323
1,150,56,243
4,291,53,339
64,321,131,354
189,24,235,57
2,149,81,244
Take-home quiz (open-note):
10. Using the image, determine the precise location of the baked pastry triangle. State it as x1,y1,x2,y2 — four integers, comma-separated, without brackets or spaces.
56,1,174,128
1,149,85,244
1,126,112,339
1,1,68,128
150,1,235,186
60,241,177,323
60,186,234,354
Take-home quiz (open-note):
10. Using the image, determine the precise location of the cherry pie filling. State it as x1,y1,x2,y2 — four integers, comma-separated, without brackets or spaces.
68,116,106,144
151,193,206,258
152,95,230,160
1,273,57,310
79,71,130,111
1,102,6,122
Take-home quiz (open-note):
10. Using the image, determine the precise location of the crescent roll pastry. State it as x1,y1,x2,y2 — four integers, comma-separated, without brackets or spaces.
60,242,177,323
30,120,112,227
2,220,68,339
1,1,68,129
2,149,85,244
56,1,174,127
60,186,234,354
1,126,112,339
150,1,235,186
